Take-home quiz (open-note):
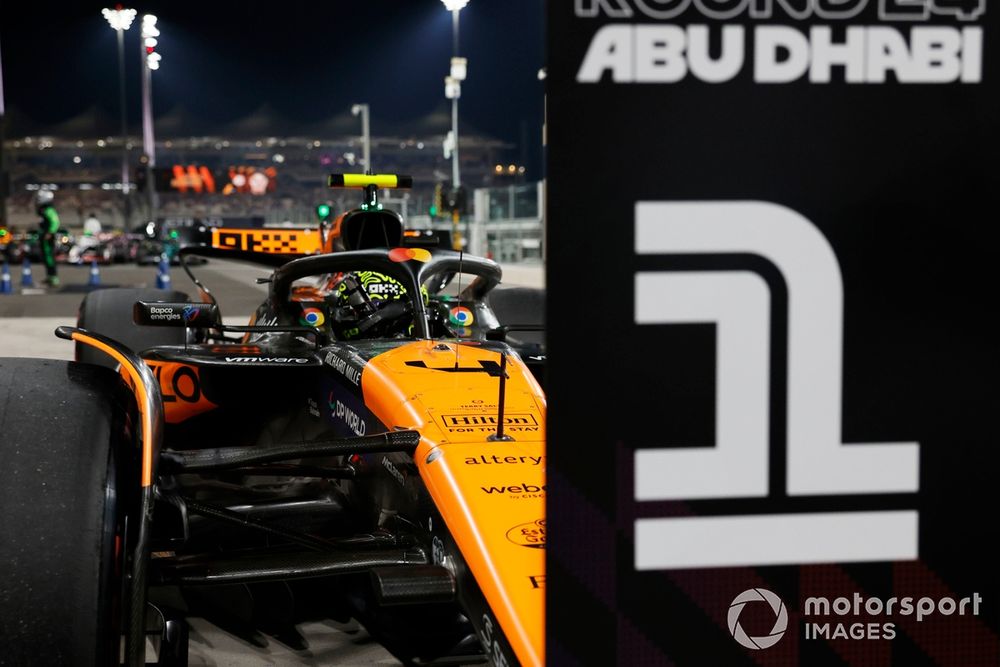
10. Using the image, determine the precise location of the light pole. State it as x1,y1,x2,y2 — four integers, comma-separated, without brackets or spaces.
141,14,161,221
441,0,468,191
351,104,371,173
442,0,468,249
103,6,137,228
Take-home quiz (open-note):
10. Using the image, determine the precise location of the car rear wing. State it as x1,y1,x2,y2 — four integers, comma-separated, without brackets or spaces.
177,231,318,268
327,173,413,189
210,227,324,256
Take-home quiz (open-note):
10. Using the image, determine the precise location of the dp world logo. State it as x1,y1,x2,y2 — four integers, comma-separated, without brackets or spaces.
728,588,788,650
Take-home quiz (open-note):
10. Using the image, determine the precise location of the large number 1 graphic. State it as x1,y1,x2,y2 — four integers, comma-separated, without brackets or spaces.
633,202,919,570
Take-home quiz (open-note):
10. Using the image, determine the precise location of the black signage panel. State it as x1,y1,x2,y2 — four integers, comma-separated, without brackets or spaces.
547,2,997,665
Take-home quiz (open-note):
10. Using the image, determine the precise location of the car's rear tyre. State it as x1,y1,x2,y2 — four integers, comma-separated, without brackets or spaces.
0,358,128,665
77,287,190,369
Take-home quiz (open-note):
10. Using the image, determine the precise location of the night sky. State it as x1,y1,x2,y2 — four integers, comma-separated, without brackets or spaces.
1,0,545,169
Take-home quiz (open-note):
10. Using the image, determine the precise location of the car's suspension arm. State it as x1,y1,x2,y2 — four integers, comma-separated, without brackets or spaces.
159,430,420,472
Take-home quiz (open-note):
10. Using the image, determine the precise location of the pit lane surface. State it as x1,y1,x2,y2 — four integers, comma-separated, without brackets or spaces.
0,258,542,665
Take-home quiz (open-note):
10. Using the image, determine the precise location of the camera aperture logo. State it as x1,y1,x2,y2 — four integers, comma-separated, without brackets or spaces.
728,589,788,650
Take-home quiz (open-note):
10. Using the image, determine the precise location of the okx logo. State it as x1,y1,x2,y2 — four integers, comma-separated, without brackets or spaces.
728,588,788,650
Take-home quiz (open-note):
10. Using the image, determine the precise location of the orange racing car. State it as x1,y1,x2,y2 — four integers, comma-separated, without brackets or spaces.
0,174,545,666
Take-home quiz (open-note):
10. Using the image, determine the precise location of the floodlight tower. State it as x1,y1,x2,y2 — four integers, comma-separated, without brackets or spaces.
141,14,161,219
103,5,137,226
441,0,468,191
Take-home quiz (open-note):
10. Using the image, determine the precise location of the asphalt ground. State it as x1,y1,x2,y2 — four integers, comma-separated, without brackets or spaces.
0,259,270,360
0,257,543,665
0,259,268,318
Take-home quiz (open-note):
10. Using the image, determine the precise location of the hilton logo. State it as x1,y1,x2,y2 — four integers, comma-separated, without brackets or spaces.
444,414,538,426
439,413,541,433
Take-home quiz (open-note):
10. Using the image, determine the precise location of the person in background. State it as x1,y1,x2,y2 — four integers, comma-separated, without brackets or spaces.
0,224,12,262
36,191,60,287
82,212,103,237
68,211,104,264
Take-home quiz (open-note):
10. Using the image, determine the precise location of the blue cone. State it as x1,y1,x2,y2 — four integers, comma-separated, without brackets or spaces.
1,261,12,294
155,254,171,290
20,257,34,288
88,259,101,287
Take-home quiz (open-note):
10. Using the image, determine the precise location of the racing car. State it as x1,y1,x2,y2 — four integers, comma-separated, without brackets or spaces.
0,174,545,666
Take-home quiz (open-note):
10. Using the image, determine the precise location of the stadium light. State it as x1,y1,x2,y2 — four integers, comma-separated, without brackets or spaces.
451,57,467,82
102,7,137,31
142,15,161,70
441,0,469,10
141,13,160,221
103,6,136,226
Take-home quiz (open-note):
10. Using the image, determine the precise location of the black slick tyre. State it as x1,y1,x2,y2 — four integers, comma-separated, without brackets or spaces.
0,358,128,666
76,287,190,369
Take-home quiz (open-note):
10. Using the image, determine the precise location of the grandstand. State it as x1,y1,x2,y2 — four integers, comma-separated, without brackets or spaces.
2,103,519,229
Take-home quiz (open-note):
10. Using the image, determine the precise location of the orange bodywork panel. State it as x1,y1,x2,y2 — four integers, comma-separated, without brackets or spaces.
360,341,545,667
211,227,323,256
76,331,157,487
144,361,218,424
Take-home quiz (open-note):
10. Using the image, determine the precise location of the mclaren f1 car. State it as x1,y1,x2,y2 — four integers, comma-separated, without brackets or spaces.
0,174,545,666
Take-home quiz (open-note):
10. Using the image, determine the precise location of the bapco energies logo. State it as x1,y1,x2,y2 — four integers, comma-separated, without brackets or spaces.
728,589,788,650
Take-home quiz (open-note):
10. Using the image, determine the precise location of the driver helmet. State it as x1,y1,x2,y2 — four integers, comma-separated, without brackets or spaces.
337,270,408,304
35,190,54,206
331,270,431,340
329,270,408,340
336,270,429,306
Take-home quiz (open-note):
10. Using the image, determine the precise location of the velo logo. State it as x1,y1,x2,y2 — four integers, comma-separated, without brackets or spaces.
633,202,919,570
728,589,788,650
